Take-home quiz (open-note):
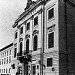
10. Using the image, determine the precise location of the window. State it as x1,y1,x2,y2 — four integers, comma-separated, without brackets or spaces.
37,65,39,69
33,35,38,51
2,59,3,65
47,58,52,67
9,68,11,73
4,69,5,73
5,52,6,57
27,22,30,30
7,51,8,56
6,69,7,73
9,50,11,55
7,57,8,64
14,48,17,58
4,58,6,64
20,42,22,55
48,8,54,20
34,16,38,26
0,60,1,65
9,56,11,63
32,65,36,75
20,27,23,34
48,32,54,48
15,32,17,39
26,39,29,54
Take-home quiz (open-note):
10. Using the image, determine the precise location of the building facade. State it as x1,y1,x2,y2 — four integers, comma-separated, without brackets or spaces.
12,0,75,75
0,43,13,75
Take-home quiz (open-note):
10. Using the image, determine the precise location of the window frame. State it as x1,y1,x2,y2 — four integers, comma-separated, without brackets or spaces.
33,35,38,51
26,39,29,54
34,16,38,26
47,58,53,67
26,22,30,31
15,31,18,39
48,32,54,49
48,8,54,20
20,26,23,34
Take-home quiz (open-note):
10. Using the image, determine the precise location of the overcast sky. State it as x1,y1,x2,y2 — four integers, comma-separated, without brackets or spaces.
0,0,28,49
0,0,37,49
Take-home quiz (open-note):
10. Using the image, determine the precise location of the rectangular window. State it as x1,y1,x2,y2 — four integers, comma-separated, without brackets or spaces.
27,22,30,30
14,48,17,58
7,51,8,56
47,58,52,67
4,58,5,64
5,52,6,57
32,65,36,75
15,32,17,39
2,59,3,65
48,32,54,48
9,50,11,55
48,8,54,20
9,56,11,63
20,27,23,34
7,57,8,64
34,16,38,26
0,60,1,65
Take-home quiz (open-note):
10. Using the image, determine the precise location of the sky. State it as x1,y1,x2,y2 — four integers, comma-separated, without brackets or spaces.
0,0,27,49
0,0,37,49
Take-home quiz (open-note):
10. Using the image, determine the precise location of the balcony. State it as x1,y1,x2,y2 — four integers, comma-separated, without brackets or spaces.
17,50,32,63
17,51,24,63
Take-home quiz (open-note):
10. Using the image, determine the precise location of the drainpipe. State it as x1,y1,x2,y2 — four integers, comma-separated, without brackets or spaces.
41,1,45,75
64,0,68,75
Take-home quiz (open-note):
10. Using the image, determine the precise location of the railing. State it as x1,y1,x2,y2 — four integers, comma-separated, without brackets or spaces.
17,50,32,62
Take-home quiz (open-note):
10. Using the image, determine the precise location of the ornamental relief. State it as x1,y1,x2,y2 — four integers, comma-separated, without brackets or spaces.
19,38,23,42
32,30,39,36
47,24,55,32
14,43,17,47
25,34,30,39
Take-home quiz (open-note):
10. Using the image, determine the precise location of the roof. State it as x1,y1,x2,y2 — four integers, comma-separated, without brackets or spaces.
0,43,13,52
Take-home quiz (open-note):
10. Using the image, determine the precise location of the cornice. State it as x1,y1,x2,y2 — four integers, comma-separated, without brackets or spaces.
12,0,45,28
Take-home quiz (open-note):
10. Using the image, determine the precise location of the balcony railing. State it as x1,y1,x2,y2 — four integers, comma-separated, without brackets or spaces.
17,50,32,63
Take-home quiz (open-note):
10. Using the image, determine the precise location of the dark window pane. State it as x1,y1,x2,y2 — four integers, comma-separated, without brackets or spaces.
27,22,30,30
14,48,17,58
34,16,38,26
20,42,22,55
33,65,36,75
20,27,23,34
15,32,17,39
48,32,54,48
26,39,29,54
47,58,52,67
48,8,54,20
33,35,38,51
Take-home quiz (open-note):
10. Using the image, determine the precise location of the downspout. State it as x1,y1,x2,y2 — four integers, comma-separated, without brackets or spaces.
42,1,45,75
64,0,68,75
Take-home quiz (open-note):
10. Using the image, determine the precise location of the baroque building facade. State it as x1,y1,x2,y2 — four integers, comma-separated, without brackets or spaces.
0,43,13,75
12,0,75,75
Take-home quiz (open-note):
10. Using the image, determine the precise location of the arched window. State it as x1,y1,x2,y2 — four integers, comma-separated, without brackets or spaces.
26,39,29,54
20,42,22,55
33,35,38,51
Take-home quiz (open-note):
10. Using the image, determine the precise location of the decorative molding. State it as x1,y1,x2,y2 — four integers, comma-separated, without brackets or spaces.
32,30,39,36
14,43,17,47
47,25,55,32
30,15,34,20
19,38,23,42
25,34,30,39
38,8,43,14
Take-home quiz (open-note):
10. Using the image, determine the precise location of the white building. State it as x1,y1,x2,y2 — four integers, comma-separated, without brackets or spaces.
12,0,75,75
0,43,13,75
